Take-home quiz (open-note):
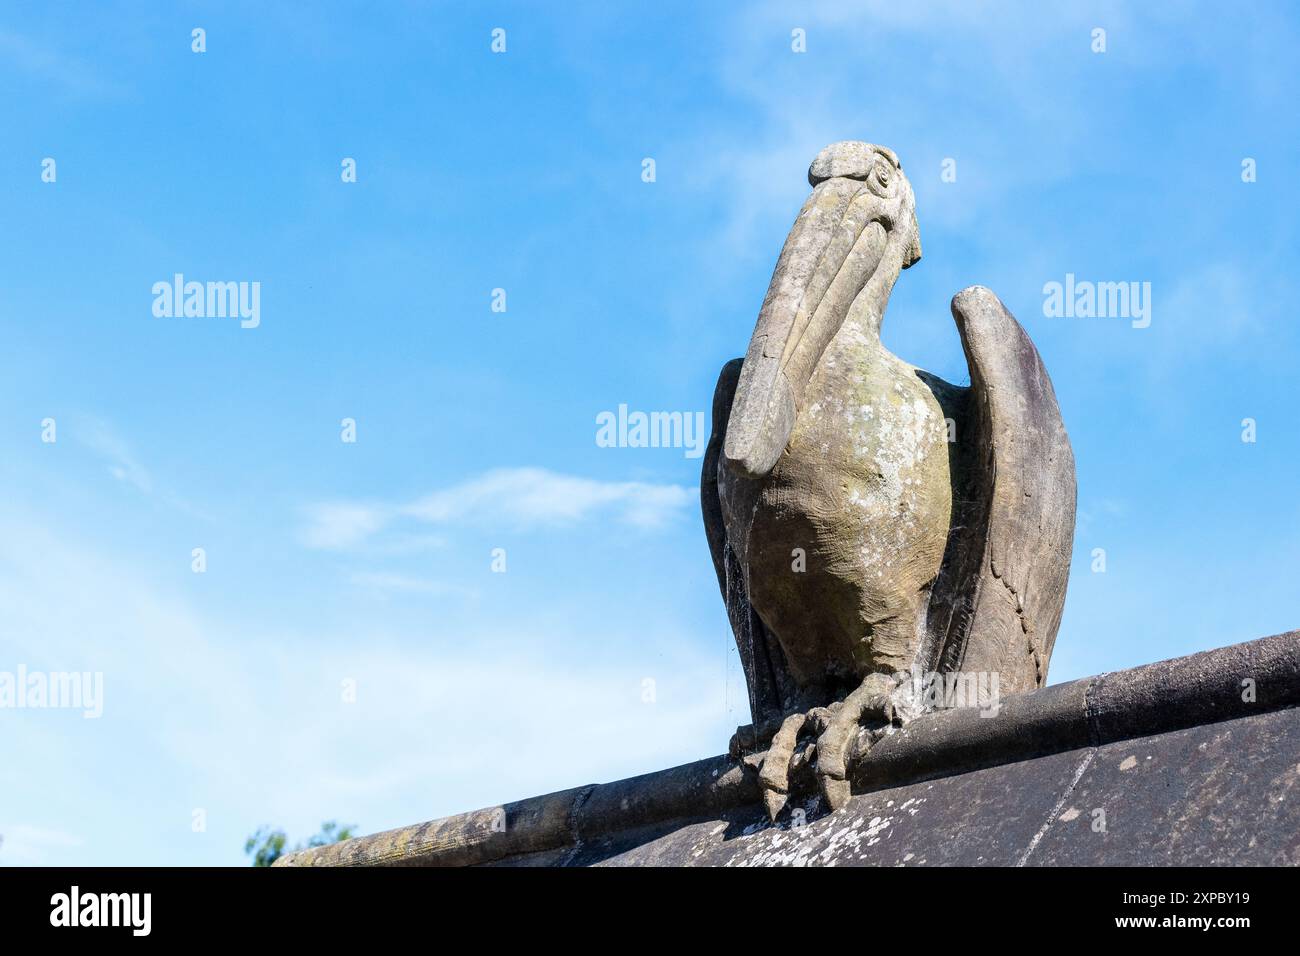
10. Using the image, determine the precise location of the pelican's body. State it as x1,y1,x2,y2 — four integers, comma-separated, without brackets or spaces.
701,141,1076,818
719,316,954,689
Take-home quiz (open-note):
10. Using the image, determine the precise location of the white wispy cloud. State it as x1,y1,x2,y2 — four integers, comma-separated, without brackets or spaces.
78,420,152,494
301,467,694,550
0,824,84,866
403,467,693,528
0,29,126,98
301,502,388,550
689,0,1278,265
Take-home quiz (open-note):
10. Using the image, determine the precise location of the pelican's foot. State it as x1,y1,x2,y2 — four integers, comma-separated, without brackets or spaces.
756,673,901,821
755,707,831,820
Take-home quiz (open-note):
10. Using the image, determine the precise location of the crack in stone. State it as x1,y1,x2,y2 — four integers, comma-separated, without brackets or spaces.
560,785,597,866
991,562,1043,683
1016,747,1096,867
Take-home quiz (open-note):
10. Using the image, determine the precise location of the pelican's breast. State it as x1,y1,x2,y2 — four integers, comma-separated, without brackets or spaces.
739,322,954,682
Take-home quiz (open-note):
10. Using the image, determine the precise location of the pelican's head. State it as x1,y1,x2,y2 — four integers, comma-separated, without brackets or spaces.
723,141,922,479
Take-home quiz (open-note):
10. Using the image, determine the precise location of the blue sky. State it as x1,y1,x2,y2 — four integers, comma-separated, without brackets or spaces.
2,1,1297,865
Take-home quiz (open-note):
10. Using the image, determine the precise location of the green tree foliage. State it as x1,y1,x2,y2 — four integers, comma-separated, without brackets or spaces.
245,821,356,867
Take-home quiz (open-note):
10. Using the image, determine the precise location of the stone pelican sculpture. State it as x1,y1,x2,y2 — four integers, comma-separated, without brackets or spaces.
701,141,1076,819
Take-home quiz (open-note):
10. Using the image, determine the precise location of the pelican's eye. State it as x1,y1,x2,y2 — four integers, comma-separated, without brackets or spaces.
875,161,891,188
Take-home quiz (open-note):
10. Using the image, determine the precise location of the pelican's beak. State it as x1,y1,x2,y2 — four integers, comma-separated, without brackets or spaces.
723,175,894,479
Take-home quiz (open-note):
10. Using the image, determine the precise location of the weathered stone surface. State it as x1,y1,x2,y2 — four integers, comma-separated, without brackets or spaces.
276,631,1300,867
1028,709,1300,866
561,707,1300,867
275,786,590,867
570,748,1089,867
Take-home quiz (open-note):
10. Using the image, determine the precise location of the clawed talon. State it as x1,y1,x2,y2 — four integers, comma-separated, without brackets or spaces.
728,724,757,760
728,715,784,759
755,674,900,820
758,711,808,820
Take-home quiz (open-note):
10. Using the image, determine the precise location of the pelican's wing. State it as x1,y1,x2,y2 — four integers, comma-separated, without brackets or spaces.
925,286,1076,694
702,359,796,729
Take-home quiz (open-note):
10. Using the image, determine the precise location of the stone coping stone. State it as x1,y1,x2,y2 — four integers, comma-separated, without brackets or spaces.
275,629,1299,867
